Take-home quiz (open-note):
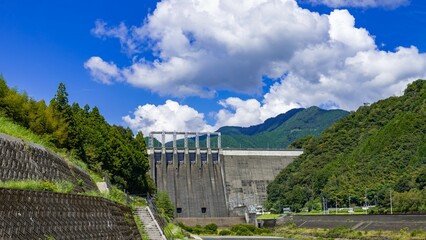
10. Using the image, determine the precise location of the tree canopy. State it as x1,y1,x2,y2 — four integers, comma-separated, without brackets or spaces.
266,79,426,214
0,76,154,194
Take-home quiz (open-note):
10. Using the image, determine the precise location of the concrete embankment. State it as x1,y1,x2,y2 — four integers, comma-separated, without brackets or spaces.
277,214,426,231
0,133,97,192
0,188,141,239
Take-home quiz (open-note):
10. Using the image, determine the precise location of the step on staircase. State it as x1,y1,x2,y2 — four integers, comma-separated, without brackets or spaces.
135,206,167,240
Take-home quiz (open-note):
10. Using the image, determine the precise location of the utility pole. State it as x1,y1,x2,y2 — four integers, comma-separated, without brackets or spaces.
390,189,393,215
335,197,338,215
322,196,326,215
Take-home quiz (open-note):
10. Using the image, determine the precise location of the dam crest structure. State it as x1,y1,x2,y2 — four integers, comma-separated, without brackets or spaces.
148,131,303,218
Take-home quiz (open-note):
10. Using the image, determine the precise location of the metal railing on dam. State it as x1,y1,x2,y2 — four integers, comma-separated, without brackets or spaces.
148,132,303,218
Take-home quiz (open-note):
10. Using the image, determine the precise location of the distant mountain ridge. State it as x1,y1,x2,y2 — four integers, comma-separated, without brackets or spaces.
218,108,304,136
160,106,349,149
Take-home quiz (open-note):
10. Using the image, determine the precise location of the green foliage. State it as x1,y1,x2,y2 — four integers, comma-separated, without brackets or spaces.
204,223,218,233
219,229,232,235
54,181,74,193
177,222,219,235
174,107,348,148
0,180,73,193
107,186,128,204
256,214,281,219
164,223,185,239
266,79,426,213
155,191,175,220
232,224,254,236
393,189,426,213
178,222,272,237
326,226,354,238
81,186,128,205
0,77,154,194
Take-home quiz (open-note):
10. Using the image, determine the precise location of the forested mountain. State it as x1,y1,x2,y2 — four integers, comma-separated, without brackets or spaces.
266,80,426,213
0,76,153,194
183,107,348,149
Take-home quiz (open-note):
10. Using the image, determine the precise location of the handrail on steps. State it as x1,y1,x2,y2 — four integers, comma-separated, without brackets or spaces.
146,192,174,240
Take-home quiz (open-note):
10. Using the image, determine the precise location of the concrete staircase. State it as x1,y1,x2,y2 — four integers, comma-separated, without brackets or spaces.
135,206,167,240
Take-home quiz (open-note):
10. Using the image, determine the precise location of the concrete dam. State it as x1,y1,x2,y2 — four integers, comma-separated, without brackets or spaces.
148,132,303,218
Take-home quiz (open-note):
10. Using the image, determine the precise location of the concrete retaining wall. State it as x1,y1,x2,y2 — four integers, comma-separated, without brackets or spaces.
0,133,97,192
0,188,141,239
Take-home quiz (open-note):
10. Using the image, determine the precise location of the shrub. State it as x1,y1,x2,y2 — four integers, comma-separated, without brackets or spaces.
155,191,174,220
235,228,253,236
177,222,192,232
254,227,272,235
219,229,232,236
204,223,218,234
191,227,205,235
54,181,74,193
230,224,256,233
326,225,353,238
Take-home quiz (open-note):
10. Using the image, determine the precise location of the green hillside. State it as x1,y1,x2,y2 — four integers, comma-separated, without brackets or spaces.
266,80,426,213
218,108,304,135
163,107,348,149
203,107,348,149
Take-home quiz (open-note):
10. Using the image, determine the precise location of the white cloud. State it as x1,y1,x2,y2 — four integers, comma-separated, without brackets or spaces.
302,0,409,8
84,56,121,84
87,0,330,96
216,98,262,127
123,100,214,136
85,1,426,130
91,20,140,55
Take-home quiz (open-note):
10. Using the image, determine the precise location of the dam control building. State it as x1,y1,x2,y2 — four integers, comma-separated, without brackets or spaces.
148,131,303,218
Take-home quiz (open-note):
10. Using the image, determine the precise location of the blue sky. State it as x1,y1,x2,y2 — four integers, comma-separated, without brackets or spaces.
1,0,426,135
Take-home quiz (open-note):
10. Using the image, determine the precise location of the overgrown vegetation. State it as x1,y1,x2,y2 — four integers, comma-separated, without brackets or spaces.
0,180,74,193
274,225,426,240
81,186,129,205
177,222,272,236
154,191,175,220
0,76,155,194
266,79,426,213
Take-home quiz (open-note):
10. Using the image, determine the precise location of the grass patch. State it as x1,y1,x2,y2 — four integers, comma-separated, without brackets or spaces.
0,180,74,193
178,222,272,237
165,223,186,239
274,225,426,239
0,116,102,187
80,186,128,205
0,116,52,147
257,214,281,219
130,195,147,208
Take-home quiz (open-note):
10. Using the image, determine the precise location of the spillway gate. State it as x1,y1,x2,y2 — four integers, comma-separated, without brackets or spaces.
148,131,228,218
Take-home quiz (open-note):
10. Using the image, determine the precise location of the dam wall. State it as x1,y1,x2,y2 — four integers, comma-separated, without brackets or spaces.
151,148,228,218
149,132,303,218
222,149,302,214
